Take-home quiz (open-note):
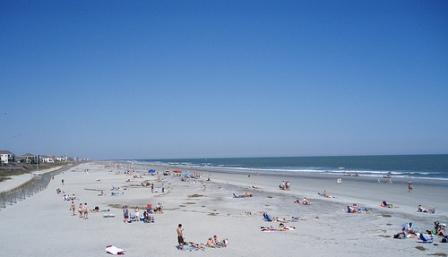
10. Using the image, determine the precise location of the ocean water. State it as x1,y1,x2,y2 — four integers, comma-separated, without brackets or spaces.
137,154,448,180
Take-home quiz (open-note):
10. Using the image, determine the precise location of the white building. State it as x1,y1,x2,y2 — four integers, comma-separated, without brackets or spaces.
0,150,14,164
40,156,55,163
56,156,68,162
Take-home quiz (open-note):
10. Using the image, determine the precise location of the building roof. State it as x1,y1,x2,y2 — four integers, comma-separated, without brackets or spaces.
0,150,14,155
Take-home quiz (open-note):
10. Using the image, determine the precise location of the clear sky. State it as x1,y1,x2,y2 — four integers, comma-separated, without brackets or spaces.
0,0,447,159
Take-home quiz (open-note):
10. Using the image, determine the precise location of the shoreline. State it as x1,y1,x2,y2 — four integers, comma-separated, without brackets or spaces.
128,161,448,187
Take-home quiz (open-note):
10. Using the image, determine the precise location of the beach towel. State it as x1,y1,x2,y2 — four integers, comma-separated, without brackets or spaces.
105,245,125,255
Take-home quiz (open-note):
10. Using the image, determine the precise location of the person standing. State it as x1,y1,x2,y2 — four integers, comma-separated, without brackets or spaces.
123,206,129,223
408,181,413,192
61,179,64,186
177,224,185,247
70,200,76,216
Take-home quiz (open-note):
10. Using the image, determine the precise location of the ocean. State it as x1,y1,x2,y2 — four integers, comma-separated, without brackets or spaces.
136,154,448,180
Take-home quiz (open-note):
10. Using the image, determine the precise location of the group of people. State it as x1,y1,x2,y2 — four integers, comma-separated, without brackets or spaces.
122,203,163,223
394,221,447,243
279,181,290,191
76,202,89,219
176,224,228,250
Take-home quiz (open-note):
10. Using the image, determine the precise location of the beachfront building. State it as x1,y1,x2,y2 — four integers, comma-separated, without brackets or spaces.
55,156,68,162
16,153,38,164
40,155,55,163
0,150,15,164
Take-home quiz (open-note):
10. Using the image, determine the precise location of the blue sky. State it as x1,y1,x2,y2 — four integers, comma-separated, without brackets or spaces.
0,0,447,159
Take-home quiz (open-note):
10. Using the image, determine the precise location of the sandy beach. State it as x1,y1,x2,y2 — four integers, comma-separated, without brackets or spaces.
0,161,447,257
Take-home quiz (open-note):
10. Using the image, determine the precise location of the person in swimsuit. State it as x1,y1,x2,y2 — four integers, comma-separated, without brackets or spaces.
123,206,129,223
70,200,76,215
78,203,83,218
177,224,185,247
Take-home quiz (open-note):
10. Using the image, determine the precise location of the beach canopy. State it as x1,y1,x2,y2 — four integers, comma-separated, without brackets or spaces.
148,169,156,174
172,169,182,174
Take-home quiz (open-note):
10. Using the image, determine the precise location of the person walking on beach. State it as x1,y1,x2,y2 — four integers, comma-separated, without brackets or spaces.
177,224,185,247
61,179,64,186
151,183,154,193
408,181,413,192
83,203,88,219
78,203,84,218
70,200,76,216
123,206,129,223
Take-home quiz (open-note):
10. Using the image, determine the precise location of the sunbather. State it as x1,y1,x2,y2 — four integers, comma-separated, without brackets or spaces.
318,190,335,198
206,238,215,248
213,235,228,247
233,192,253,198
417,205,435,214
380,201,393,208
294,197,311,205
418,233,433,243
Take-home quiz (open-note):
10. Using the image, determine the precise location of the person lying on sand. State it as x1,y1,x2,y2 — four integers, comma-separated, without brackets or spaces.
380,200,393,208
233,192,253,198
346,204,368,214
260,223,295,232
294,197,311,205
213,235,229,247
417,205,435,214
188,242,205,250
318,190,335,198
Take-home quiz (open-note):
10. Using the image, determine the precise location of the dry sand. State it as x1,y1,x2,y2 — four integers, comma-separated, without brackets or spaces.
0,161,447,257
